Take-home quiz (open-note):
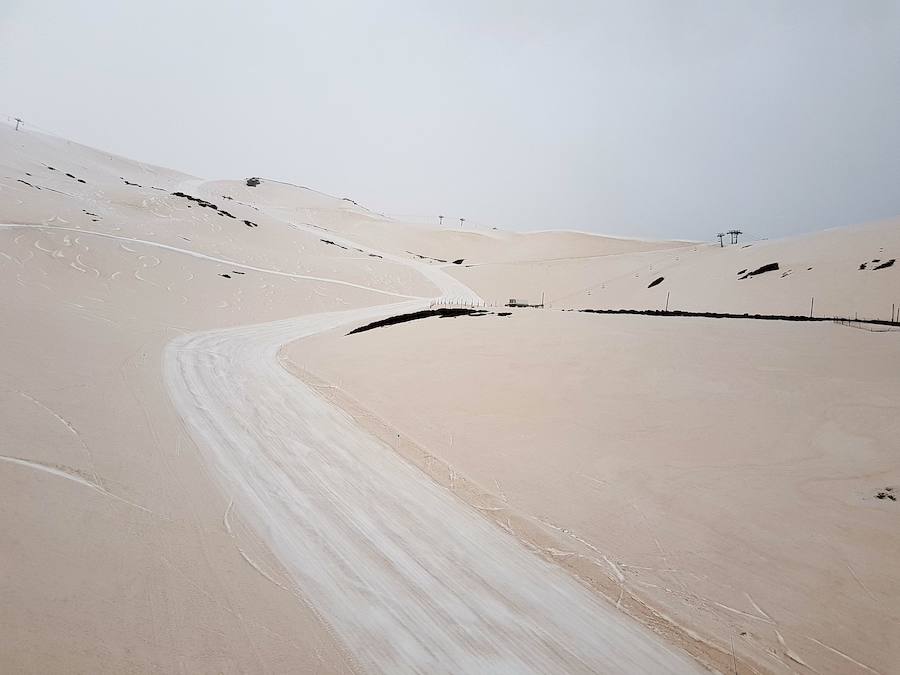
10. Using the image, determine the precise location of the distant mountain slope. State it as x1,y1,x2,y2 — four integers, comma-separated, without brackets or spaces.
450,216,900,319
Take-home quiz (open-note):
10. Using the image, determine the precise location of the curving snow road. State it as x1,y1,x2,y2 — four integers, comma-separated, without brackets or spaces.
163,216,704,673
2,214,701,672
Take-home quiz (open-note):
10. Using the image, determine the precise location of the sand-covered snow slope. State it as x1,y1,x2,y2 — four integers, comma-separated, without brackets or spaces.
4,118,898,673
287,309,900,675
2,123,711,673
1,124,428,673
450,217,900,319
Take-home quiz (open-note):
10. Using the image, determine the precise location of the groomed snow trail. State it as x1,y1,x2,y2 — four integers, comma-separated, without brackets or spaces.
162,217,703,673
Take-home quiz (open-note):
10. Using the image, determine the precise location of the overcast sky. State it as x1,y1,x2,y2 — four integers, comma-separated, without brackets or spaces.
1,1,898,240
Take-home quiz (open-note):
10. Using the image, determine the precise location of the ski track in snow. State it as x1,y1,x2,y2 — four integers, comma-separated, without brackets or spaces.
161,201,701,674
0,454,162,518
0,223,421,300
0,203,699,672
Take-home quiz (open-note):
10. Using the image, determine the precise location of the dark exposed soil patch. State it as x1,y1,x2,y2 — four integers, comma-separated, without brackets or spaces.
876,487,896,501
347,308,492,335
497,312,512,316
246,177,260,187
172,192,217,208
737,269,747,275
171,191,236,219
243,219,258,228
407,251,448,263
452,259,465,265
861,258,895,271
739,262,779,279
321,238,381,258
34,165,85,183
17,179,40,189
122,178,142,187
647,276,664,288
219,273,232,279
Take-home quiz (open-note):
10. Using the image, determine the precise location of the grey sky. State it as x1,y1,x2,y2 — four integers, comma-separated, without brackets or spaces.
2,1,898,241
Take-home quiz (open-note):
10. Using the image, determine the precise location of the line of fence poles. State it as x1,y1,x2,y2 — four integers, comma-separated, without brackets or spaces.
832,318,900,333
428,294,900,326
429,298,497,309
